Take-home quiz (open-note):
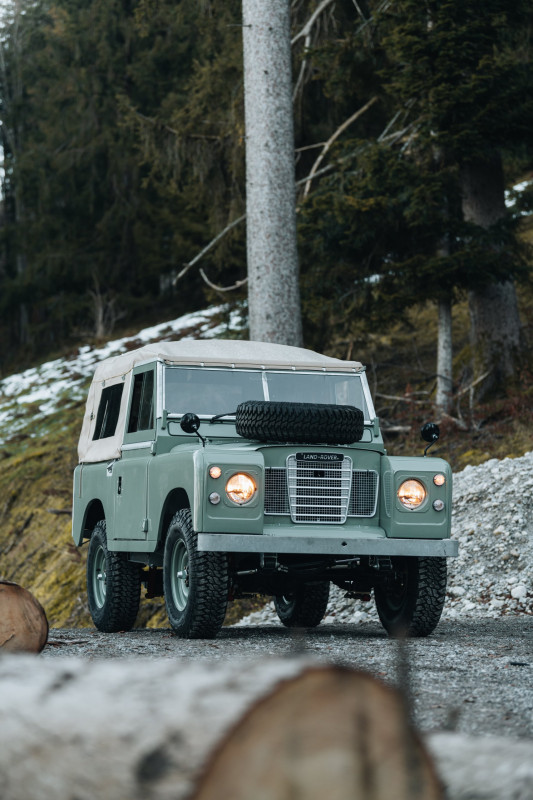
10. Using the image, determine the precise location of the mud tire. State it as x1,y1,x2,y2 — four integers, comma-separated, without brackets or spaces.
86,520,141,632
274,581,330,628
163,509,228,639
374,556,447,638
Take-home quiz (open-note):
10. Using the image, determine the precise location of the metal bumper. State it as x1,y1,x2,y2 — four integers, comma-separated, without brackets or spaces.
197,533,458,558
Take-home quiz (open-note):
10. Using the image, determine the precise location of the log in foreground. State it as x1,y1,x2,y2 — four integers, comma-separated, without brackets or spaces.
0,580,48,653
0,656,442,800
192,666,442,800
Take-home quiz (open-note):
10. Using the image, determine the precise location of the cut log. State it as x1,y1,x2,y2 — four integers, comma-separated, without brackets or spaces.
193,666,443,800
0,580,48,653
0,656,443,800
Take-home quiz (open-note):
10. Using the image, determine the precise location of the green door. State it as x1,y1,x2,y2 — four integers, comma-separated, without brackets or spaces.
112,368,155,543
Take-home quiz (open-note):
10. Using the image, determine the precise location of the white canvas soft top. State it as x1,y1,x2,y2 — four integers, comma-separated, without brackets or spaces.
78,339,364,463
91,339,363,381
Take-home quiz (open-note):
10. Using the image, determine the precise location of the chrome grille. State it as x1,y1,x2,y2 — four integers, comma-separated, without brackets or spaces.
348,470,379,517
286,454,353,524
264,468,289,514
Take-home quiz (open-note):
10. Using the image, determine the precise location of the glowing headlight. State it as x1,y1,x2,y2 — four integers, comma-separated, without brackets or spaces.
397,479,426,510
226,473,256,505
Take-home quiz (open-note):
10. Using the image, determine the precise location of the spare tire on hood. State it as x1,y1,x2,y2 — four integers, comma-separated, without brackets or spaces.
235,400,364,445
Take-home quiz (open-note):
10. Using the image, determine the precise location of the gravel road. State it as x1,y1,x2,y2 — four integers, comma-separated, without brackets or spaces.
43,617,532,740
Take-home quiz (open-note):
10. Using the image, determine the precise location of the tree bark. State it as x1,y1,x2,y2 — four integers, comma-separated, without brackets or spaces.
242,0,303,346
461,154,522,396
436,298,453,414
0,656,442,800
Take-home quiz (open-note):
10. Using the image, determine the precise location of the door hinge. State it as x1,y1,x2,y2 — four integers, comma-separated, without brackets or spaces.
141,518,149,533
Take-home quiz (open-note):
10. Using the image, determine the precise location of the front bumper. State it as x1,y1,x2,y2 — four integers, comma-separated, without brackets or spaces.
197,533,458,557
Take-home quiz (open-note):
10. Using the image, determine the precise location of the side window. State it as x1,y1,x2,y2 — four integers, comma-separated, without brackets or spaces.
93,384,124,440
127,370,154,433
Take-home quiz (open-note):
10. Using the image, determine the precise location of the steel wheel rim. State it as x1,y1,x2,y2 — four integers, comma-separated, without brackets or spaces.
92,544,107,608
171,539,189,612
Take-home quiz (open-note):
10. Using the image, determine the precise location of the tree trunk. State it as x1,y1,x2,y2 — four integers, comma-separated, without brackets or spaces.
436,298,453,414
242,0,303,346
461,154,522,396
0,656,443,800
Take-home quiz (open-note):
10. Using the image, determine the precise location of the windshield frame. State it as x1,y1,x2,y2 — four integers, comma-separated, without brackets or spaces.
162,365,375,424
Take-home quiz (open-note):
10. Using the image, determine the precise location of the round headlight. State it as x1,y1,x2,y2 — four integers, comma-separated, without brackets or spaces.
397,479,426,510
226,473,256,505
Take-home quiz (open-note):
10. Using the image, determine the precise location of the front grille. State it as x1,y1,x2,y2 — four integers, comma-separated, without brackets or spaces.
286,454,353,524
348,470,379,517
264,468,289,514
265,462,379,521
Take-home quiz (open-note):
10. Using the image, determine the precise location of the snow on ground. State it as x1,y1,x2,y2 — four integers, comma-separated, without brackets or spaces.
236,454,533,626
0,305,243,446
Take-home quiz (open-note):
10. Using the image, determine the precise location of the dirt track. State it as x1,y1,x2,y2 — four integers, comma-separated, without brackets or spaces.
42,616,532,739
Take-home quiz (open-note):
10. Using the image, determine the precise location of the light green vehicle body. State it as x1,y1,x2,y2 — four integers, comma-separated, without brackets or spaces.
72,345,455,562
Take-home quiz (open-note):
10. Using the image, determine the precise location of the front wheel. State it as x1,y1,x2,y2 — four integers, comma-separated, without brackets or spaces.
274,581,330,628
163,509,228,639
86,520,141,632
374,556,447,637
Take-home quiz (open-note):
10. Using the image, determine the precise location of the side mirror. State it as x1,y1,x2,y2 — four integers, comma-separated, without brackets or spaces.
180,413,201,435
421,422,440,456
421,422,440,443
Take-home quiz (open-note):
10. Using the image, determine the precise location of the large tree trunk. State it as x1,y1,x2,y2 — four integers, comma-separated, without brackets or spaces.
461,154,522,397
436,297,453,414
242,0,303,346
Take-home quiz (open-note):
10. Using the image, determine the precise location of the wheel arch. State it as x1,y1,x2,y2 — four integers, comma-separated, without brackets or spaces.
157,488,190,547
77,499,107,544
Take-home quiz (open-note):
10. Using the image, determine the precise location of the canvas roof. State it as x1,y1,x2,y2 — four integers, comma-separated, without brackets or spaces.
78,340,363,463
92,339,363,381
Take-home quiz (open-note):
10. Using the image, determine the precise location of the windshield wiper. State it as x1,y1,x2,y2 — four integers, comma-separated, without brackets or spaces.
209,411,237,424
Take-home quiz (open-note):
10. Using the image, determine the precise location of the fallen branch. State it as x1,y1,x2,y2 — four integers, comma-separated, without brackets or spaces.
291,0,336,45
173,214,246,286
303,96,379,198
199,269,248,293
456,369,491,398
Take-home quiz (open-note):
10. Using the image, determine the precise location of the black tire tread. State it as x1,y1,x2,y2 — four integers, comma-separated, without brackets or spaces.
236,400,364,445
274,581,330,628
87,520,141,633
374,556,447,638
408,556,447,637
164,509,228,639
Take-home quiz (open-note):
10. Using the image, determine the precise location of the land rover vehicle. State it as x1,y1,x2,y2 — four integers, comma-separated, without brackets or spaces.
72,339,457,638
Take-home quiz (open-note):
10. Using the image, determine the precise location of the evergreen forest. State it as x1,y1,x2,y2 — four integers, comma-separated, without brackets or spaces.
1,0,533,406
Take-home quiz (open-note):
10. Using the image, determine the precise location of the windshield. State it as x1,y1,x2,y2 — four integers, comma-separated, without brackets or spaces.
164,367,371,420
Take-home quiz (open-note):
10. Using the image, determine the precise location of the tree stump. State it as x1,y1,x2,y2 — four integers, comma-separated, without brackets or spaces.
0,580,48,653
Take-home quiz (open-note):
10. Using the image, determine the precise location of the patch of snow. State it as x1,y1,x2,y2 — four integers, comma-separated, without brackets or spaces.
0,305,244,446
